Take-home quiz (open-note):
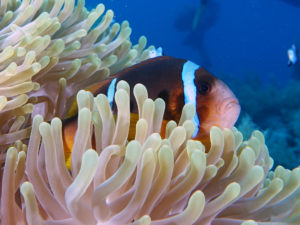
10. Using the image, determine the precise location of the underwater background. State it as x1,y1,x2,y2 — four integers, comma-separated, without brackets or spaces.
87,0,300,169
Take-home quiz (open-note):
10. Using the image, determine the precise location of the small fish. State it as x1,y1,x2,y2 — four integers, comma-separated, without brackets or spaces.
288,44,298,67
63,56,240,157
148,47,163,58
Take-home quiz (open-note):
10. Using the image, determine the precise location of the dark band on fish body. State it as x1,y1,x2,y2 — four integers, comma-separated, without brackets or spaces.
92,56,219,137
95,56,188,120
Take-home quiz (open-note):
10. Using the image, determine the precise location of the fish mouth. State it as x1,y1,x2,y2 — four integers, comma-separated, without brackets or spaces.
214,98,241,128
217,98,240,114
226,99,240,110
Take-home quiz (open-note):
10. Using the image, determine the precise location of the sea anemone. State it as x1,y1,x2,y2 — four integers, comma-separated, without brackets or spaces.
0,0,154,154
1,81,300,225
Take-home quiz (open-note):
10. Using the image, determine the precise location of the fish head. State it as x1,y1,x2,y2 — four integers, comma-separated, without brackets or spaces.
193,68,241,138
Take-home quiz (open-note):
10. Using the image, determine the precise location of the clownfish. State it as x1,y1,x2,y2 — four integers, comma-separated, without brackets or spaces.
63,56,240,158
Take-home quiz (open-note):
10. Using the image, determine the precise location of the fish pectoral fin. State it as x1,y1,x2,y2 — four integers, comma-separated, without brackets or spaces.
128,113,169,139
128,113,140,140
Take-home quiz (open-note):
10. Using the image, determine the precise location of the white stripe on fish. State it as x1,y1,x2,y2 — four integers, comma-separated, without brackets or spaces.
107,78,117,107
182,60,201,137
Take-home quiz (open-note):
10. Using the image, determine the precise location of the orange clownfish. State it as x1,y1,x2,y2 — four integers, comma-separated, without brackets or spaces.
63,56,240,156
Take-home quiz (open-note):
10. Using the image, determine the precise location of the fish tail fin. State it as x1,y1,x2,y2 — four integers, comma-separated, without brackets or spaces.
66,77,114,118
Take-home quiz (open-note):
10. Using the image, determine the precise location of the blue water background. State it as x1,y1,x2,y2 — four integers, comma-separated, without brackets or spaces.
95,0,300,83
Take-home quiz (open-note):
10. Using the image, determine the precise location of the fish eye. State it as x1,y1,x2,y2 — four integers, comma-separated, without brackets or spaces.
196,81,211,95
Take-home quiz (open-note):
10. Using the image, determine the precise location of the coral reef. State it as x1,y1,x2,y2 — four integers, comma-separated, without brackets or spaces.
0,0,154,155
1,81,300,225
223,74,300,169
